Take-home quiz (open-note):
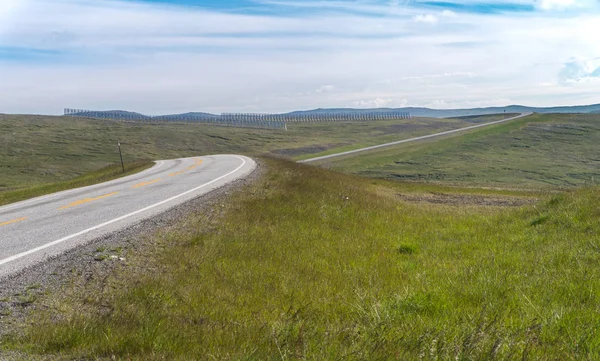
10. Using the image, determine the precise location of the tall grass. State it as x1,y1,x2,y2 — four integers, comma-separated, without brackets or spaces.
4,158,600,360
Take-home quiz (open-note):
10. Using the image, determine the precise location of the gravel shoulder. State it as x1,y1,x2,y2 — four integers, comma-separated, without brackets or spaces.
0,161,262,360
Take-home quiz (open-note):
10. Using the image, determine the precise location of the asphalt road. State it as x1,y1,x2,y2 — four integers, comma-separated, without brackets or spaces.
0,155,256,279
300,112,534,163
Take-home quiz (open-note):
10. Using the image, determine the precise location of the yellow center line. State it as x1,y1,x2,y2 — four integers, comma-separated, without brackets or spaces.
169,170,185,177
169,159,203,176
132,178,161,189
0,217,27,227
186,158,203,170
58,192,119,210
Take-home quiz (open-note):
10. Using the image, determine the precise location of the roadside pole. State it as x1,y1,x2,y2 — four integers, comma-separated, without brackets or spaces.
118,142,125,173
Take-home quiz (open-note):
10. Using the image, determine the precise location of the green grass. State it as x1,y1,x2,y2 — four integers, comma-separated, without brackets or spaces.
0,160,154,206
448,113,520,123
4,158,600,360
292,113,521,162
319,113,600,189
290,117,466,161
2,111,600,359
0,114,469,190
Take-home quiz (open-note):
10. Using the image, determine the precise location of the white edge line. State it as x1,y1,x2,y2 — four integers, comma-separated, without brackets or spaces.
299,112,533,163
0,160,166,213
0,156,250,267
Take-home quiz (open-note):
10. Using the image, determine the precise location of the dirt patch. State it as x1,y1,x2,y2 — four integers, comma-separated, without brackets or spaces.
397,192,536,207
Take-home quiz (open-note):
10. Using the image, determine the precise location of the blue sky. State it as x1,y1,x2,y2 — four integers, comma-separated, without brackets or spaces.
0,0,599,114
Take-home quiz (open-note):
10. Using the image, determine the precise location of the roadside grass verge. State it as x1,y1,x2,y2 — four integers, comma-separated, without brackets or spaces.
3,158,600,360
0,160,154,206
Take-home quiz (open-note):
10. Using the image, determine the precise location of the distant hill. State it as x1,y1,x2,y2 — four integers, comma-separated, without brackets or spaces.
68,110,219,121
67,103,600,120
154,112,220,120
71,110,150,118
285,103,600,118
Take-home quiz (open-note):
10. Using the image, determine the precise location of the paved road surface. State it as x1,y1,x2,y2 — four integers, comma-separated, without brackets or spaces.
300,112,533,163
0,155,255,278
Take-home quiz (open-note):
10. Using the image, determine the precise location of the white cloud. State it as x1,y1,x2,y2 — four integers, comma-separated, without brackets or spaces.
425,98,515,109
441,10,457,17
316,85,335,93
559,57,600,83
0,0,600,114
413,14,438,23
0,0,20,17
0,0,22,34
353,98,408,108
353,98,391,108
537,0,576,10
535,0,598,10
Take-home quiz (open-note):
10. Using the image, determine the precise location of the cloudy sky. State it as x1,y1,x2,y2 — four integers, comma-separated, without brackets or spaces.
0,0,599,115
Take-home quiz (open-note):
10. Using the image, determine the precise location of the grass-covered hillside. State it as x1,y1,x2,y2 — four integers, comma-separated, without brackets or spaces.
319,113,600,189
0,114,465,190
3,158,599,360
2,112,600,360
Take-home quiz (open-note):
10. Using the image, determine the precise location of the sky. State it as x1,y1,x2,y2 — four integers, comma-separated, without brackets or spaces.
0,0,599,115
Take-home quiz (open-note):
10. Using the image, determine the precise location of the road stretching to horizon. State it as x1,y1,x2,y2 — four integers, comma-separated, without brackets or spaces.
0,155,256,279
299,112,534,163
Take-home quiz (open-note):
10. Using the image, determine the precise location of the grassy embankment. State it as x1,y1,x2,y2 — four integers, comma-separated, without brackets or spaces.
318,113,600,190
3,157,600,360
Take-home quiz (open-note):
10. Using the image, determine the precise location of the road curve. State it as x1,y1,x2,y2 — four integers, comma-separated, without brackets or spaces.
300,112,534,163
0,155,256,278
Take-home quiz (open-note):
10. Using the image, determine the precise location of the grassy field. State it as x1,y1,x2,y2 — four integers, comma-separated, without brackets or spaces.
2,112,600,359
447,113,520,123
317,113,600,189
0,114,467,191
3,158,600,360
